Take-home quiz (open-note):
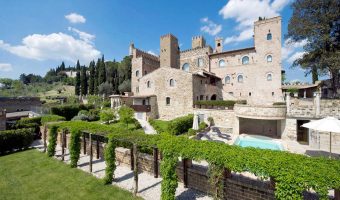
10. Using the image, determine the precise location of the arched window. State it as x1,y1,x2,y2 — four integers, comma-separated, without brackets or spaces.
267,55,272,62
147,81,151,88
169,79,175,87
135,70,139,77
242,56,249,65
267,33,272,40
166,97,171,105
182,63,190,72
237,75,243,83
144,70,147,75
211,94,217,100
225,76,230,84
197,58,204,67
267,73,272,81
219,59,226,68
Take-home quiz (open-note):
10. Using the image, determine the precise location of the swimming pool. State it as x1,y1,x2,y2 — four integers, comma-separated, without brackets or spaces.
234,135,284,151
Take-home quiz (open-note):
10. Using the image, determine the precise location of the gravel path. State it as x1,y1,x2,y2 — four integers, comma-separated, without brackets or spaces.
32,140,212,200
136,118,156,134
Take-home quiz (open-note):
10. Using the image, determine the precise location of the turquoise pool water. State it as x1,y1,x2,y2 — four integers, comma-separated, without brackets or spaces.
234,135,284,151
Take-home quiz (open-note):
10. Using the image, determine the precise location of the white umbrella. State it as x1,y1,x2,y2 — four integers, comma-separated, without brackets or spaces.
192,114,199,130
302,117,340,158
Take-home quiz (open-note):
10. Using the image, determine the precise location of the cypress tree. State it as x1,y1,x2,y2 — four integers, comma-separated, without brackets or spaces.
60,61,66,71
88,61,95,95
98,55,106,85
94,59,100,94
75,60,81,96
80,66,88,95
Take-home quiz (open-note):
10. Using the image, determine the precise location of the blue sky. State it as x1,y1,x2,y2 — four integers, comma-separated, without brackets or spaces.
0,0,314,83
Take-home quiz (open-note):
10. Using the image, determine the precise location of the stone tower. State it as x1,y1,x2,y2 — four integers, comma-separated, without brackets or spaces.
215,37,223,53
160,34,179,68
129,42,134,56
192,36,206,49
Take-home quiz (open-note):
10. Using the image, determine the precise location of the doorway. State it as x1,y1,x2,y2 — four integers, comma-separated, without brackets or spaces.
297,120,310,144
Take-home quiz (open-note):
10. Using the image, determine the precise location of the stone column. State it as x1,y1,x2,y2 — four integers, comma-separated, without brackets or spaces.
303,89,306,98
285,92,291,115
315,92,320,116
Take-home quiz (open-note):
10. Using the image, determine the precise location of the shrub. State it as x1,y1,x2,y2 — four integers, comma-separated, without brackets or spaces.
69,129,81,168
88,109,100,121
207,117,214,126
16,117,42,126
149,118,169,134
0,128,35,154
132,118,142,129
160,154,178,200
71,114,89,121
100,109,116,123
47,125,58,157
102,100,111,108
187,128,197,136
168,114,193,135
236,100,247,105
51,104,94,121
199,122,208,130
103,137,117,184
287,88,299,93
41,115,66,124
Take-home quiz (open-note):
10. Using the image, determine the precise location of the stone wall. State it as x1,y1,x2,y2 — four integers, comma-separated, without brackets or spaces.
192,75,223,101
234,104,286,120
0,97,41,113
193,108,235,130
179,46,212,72
310,130,340,154
288,98,340,118
281,118,297,141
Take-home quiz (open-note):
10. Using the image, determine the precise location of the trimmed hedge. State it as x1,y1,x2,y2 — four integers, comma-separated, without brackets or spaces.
194,100,236,107
103,137,117,184
273,102,286,106
51,104,95,121
0,128,35,154
69,129,81,168
16,117,42,126
41,115,66,124
168,114,193,135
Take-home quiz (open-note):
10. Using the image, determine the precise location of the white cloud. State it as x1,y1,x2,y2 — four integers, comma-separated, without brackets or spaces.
200,17,222,36
65,13,86,24
282,38,307,64
68,27,95,44
219,0,291,44
0,63,12,72
147,50,157,56
0,33,101,64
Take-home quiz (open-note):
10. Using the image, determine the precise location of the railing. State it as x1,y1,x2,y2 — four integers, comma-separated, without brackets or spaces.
130,105,151,112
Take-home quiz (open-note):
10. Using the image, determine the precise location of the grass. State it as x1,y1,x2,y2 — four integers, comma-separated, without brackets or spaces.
149,119,170,133
0,149,142,200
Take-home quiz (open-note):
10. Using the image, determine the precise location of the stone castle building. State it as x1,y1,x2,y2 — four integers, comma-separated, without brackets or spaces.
120,16,283,120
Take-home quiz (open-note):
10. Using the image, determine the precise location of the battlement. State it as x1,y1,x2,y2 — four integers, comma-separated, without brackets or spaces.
160,33,178,40
254,16,281,25
134,48,160,61
192,35,206,49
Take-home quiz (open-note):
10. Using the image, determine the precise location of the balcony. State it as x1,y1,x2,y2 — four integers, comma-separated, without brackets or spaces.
130,105,151,112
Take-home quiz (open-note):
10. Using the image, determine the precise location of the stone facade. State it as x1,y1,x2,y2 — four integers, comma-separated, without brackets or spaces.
0,97,41,113
193,108,235,129
234,104,286,120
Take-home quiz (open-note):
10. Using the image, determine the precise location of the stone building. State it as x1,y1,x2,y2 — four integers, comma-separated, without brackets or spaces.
0,97,42,113
0,109,6,131
121,16,283,120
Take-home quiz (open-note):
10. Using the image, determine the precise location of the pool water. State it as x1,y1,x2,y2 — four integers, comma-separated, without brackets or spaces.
234,135,284,151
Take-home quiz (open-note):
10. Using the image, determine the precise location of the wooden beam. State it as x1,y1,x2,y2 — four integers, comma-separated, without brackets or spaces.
153,147,158,178
61,130,65,161
43,125,47,153
335,189,340,200
83,133,86,155
182,158,188,188
133,144,138,196
96,137,100,159
89,133,93,173
130,147,134,171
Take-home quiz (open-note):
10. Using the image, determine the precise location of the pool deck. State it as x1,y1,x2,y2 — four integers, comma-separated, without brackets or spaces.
197,126,340,159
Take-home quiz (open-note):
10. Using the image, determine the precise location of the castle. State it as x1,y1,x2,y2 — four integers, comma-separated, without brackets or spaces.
125,16,283,120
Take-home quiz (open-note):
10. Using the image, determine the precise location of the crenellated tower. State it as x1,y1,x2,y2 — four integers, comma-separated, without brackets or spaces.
160,34,179,69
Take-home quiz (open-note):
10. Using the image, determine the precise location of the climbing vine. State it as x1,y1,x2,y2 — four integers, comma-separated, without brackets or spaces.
208,164,225,200
69,129,81,168
160,153,178,200
47,125,58,157
103,137,117,184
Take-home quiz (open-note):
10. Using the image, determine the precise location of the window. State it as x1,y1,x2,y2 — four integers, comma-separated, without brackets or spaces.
136,87,139,93
267,73,272,81
267,55,272,62
200,95,204,100
166,97,171,105
135,70,139,77
237,75,243,83
147,81,151,88
211,94,217,100
242,56,249,65
219,59,226,68
144,70,147,75
225,76,231,84
169,79,175,87
206,96,208,100
272,92,275,96
198,58,204,67
249,92,251,96
182,63,190,72
217,43,221,47
267,33,272,40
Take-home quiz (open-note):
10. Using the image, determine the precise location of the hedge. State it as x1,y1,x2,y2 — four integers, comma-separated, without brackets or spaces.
41,115,66,124
47,125,58,157
168,115,193,135
51,104,95,121
103,137,117,184
194,100,236,107
0,128,35,154
48,120,340,200
16,117,42,126
69,129,82,168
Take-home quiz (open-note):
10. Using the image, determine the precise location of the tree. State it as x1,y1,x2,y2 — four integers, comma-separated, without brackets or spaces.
118,79,131,93
94,59,100,94
98,55,106,85
88,61,95,95
287,0,340,96
98,82,113,97
75,60,81,96
80,66,88,95
60,61,66,71
100,109,116,124
118,105,134,130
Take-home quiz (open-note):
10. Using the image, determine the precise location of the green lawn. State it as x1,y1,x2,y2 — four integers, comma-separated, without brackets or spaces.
149,119,170,133
0,150,142,200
